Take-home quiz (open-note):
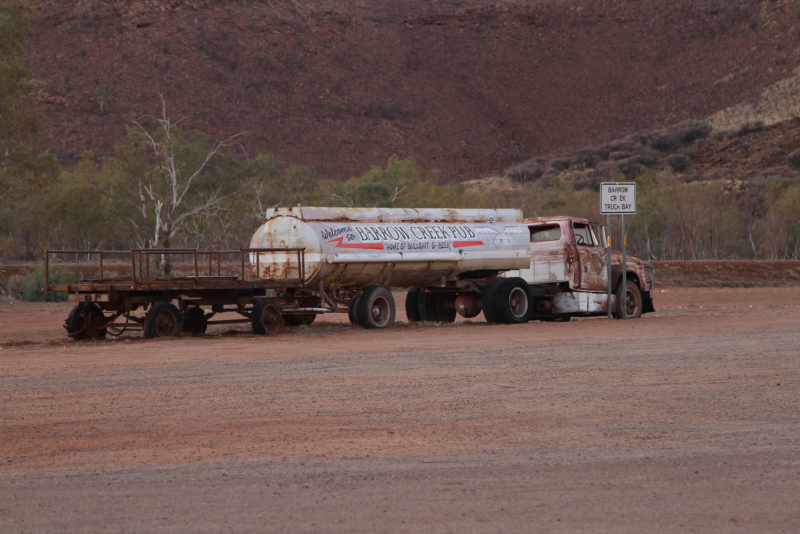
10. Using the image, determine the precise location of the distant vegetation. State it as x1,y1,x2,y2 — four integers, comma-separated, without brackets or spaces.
2,1,800,302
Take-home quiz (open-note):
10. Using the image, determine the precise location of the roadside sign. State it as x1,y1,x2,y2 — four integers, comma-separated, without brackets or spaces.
600,182,636,214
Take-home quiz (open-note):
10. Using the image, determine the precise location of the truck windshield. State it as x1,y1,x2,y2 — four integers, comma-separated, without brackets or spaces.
573,223,598,246
530,225,561,242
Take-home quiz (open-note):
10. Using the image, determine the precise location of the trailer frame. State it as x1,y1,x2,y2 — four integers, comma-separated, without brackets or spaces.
45,247,327,339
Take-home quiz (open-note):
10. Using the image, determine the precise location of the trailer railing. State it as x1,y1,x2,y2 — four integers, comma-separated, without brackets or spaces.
44,247,306,290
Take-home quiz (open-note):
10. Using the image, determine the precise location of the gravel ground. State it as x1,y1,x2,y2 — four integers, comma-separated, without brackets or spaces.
0,287,798,533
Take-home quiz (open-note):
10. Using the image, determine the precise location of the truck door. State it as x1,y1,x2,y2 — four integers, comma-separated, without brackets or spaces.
572,222,607,291
527,222,570,284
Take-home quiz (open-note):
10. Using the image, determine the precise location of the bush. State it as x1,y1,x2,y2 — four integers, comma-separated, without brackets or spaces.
549,157,571,172
665,154,692,172
506,160,545,183
786,150,800,169
649,120,712,151
736,121,764,137
17,263,74,302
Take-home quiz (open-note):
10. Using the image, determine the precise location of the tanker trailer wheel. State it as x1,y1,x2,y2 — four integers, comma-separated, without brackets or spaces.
347,295,362,325
144,302,184,339
356,285,396,329
418,291,456,323
496,278,533,324
182,306,208,336
65,303,108,340
614,280,642,319
284,313,316,326
252,299,283,335
405,286,422,322
481,278,506,324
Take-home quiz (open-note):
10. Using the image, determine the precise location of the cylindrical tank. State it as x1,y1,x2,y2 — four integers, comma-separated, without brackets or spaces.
249,207,531,289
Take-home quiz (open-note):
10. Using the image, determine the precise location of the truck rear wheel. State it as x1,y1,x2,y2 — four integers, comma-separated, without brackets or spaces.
496,278,532,324
356,285,395,328
144,302,184,339
614,280,642,319
348,295,362,325
418,291,456,323
405,286,422,322
65,303,107,340
252,299,283,335
481,278,506,324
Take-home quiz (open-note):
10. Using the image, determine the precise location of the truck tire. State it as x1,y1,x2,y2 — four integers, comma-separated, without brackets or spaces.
252,299,283,335
182,306,208,335
144,302,184,339
284,313,316,326
356,285,395,328
495,278,532,324
418,291,456,323
405,286,422,322
348,295,362,325
65,303,107,340
481,278,506,324
614,280,642,319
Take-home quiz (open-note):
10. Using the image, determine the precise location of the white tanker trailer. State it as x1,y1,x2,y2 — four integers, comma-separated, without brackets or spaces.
249,207,534,328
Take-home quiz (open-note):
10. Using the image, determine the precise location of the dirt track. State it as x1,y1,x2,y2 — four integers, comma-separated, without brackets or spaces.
1,287,799,532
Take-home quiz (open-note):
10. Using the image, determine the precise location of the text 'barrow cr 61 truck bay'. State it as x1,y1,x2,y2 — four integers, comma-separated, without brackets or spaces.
48,207,654,339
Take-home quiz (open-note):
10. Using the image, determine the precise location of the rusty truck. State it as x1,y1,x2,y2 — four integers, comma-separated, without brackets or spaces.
48,207,653,339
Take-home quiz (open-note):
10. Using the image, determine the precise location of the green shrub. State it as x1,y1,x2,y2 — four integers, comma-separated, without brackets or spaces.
18,263,74,302
665,154,692,172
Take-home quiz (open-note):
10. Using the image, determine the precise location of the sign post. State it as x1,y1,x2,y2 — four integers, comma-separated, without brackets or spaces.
600,182,636,320
606,214,611,319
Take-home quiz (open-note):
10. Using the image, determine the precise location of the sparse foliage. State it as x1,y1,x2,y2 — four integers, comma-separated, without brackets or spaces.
91,84,110,115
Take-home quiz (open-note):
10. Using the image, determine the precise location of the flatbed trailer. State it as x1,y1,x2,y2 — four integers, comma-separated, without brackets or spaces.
45,247,342,339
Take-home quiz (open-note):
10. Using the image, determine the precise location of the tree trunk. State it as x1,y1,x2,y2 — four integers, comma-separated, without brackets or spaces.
160,232,172,276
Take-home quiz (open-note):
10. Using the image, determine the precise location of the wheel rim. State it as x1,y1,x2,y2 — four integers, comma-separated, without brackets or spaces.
508,287,529,319
261,304,281,333
371,296,391,327
84,310,106,338
155,309,178,336
625,289,638,316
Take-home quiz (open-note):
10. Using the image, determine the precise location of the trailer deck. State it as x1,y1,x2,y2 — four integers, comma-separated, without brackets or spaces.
46,248,314,339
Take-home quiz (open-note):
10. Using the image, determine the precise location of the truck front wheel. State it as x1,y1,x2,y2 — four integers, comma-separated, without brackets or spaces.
614,280,642,319
357,285,395,328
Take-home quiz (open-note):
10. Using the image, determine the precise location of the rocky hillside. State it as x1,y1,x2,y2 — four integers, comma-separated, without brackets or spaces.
24,0,800,181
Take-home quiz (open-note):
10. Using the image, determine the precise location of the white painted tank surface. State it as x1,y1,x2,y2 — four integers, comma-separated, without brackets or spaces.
249,207,531,289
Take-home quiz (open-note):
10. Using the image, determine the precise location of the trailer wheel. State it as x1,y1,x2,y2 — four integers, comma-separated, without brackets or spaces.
284,313,316,326
481,278,506,324
418,291,456,323
405,286,422,322
614,280,642,319
356,285,395,328
348,295,362,325
496,278,532,324
182,306,207,335
65,303,107,340
144,302,184,339
252,299,283,335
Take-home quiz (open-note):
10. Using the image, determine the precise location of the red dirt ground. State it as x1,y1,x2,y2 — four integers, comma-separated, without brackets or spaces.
0,287,798,532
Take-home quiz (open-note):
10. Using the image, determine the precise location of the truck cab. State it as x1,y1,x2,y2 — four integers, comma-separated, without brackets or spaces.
505,216,654,319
